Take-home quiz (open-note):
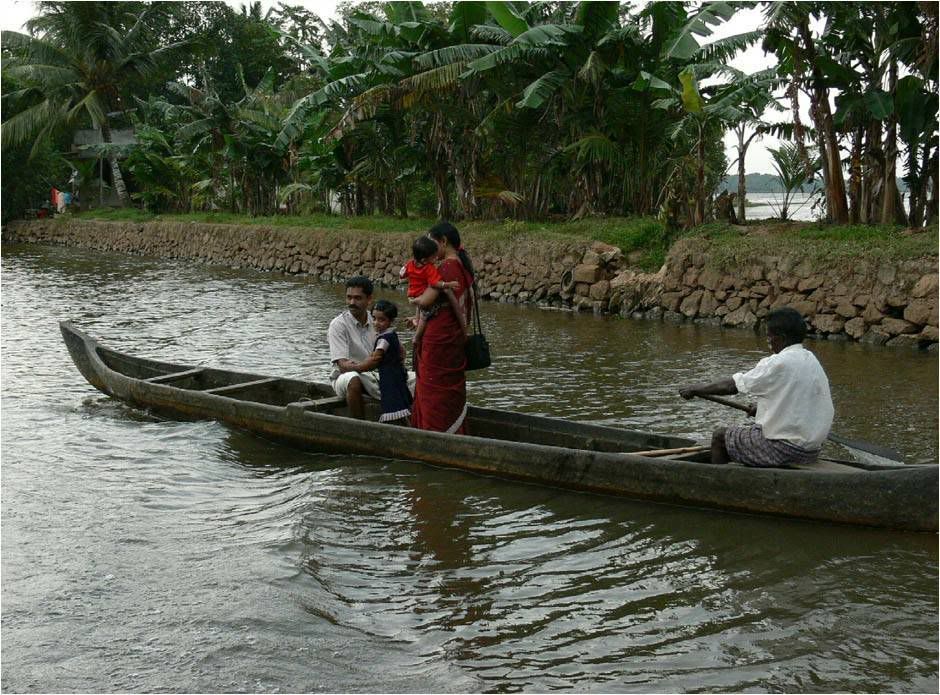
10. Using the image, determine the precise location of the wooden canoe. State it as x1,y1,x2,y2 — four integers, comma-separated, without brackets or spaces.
60,321,938,532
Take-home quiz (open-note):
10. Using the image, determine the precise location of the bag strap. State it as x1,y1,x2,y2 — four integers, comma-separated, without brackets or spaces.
468,273,484,336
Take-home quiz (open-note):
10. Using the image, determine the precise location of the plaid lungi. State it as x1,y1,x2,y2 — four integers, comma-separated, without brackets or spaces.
725,424,820,468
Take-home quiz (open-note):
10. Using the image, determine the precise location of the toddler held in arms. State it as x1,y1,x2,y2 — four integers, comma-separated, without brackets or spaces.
348,300,413,425
400,236,467,344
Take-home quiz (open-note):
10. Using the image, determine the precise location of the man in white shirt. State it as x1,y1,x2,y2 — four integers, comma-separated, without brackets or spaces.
328,276,414,419
679,307,834,466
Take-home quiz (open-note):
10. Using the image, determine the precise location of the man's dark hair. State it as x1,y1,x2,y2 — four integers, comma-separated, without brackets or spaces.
412,236,438,262
372,299,398,320
345,275,373,295
766,307,807,344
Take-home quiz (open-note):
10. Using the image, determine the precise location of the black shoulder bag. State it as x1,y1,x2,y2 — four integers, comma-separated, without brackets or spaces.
464,284,492,371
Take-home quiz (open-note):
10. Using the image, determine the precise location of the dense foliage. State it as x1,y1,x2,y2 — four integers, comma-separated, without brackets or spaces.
2,1,937,229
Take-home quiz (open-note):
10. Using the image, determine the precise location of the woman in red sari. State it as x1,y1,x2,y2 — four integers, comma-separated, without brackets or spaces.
410,222,474,434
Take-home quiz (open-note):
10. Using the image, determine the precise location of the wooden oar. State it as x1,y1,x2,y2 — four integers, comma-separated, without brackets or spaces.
693,393,905,465
630,445,710,458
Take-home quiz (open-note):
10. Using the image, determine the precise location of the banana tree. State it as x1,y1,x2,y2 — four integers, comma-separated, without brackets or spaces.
638,67,737,226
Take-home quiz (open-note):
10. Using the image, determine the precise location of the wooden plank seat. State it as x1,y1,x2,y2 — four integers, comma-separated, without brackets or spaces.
202,378,280,395
287,396,346,411
145,368,205,384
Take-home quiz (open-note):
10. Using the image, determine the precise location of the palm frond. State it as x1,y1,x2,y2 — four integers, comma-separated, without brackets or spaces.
651,96,678,110
469,23,513,44
4,63,80,88
1,30,72,68
473,96,516,136
276,181,317,204
679,61,744,81
562,132,625,169
166,81,205,104
513,23,583,46
328,83,399,140
401,62,467,97
67,89,108,128
465,25,579,74
415,44,499,69
176,118,218,143
464,42,539,74
597,24,642,48
695,30,763,63
1,98,64,148
577,50,607,87
517,68,568,109
276,73,369,150
665,1,737,60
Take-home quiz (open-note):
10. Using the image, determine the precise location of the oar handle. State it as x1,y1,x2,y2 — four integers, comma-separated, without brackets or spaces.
696,393,753,414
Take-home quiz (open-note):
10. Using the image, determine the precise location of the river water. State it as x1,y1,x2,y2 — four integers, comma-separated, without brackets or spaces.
2,243,937,693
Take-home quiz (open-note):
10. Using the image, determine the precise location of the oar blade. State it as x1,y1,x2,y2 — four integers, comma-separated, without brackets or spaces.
827,432,905,466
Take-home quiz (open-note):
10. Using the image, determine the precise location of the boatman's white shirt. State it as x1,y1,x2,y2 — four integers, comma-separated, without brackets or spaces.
732,344,834,450
327,310,375,381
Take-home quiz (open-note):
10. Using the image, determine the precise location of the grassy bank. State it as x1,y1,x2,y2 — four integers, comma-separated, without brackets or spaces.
687,221,938,265
74,209,936,269
76,209,671,270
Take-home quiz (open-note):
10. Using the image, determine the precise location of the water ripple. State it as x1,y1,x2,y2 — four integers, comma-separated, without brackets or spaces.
2,243,937,693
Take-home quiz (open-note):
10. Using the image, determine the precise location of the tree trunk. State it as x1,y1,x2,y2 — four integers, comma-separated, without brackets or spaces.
735,125,759,224
817,102,849,223
812,103,833,223
909,144,930,228
798,19,849,223
694,122,706,226
787,80,814,179
737,128,748,224
433,170,451,220
927,152,939,227
848,127,863,224
99,122,130,206
861,122,883,223
881,59,903,225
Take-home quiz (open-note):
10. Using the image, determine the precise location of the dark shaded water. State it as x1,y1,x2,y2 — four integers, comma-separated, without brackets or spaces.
2,243,937,693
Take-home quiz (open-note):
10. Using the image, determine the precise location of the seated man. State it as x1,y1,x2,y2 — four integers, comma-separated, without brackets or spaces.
328,275,414,419
679,307,834,467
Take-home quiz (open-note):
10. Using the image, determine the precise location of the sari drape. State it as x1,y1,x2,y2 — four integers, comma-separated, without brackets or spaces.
411,258,472,433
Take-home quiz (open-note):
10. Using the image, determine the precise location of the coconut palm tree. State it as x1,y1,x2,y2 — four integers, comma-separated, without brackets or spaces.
1,2,181,206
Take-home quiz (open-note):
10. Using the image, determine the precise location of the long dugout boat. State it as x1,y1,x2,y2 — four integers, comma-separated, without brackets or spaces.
60,321,938,532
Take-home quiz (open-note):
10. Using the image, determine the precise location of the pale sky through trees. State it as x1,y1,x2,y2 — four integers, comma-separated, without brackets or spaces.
1,0,814,176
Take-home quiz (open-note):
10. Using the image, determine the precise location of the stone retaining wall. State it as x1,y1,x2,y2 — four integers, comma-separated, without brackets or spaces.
645,238,938,349
4,219,937,350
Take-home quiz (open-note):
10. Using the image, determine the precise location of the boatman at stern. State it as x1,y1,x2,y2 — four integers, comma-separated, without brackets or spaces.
678,307,834,467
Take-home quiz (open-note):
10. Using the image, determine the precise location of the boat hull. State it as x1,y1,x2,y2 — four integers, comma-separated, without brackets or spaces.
60,321,939,532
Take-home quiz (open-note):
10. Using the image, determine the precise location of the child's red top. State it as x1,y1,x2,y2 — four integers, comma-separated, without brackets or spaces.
400,260,443,297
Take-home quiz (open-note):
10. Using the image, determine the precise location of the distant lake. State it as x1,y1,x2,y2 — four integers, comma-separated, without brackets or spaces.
743,191,821,221
741,191,911,222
